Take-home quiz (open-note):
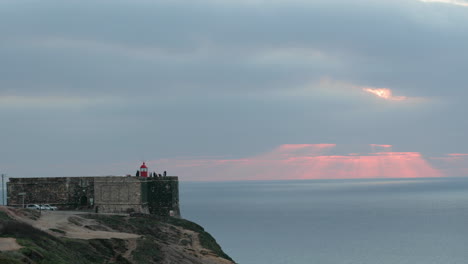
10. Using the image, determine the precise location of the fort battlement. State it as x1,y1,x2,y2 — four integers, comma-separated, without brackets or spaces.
7,173,180,217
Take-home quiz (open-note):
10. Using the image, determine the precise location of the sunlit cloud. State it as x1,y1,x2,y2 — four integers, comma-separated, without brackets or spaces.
363,87,407,101
290,78,427,104
419,0,468,7
143,144,445,181
370,144,393,151
54,146,468,181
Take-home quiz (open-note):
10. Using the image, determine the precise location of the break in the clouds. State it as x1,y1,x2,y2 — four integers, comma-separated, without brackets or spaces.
1,0,468,179
363,88,407,101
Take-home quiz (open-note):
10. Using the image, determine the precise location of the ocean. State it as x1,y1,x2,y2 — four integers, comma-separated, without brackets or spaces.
180,178,468,264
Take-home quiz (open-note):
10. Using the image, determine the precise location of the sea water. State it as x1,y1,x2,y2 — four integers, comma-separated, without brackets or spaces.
180,178,468,264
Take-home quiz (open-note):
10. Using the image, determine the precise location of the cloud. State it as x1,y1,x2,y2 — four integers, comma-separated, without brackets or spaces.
11,145,468,181
363,87,407,101
26,36,207,63
144,144,445,181
1,0,468,178
447,153,468,156
0,95,114,109
370,144,393,152
429,153,468,176
2,0,468,98
419,0,468,7
287,78,429,106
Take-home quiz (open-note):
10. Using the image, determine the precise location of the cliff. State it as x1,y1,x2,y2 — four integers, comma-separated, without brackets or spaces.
0,207,235,264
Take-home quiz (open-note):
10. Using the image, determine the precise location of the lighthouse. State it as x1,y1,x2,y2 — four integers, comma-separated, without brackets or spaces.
140,162,149,178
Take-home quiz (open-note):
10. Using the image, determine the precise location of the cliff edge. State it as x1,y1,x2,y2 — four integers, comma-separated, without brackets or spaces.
0,207,235,264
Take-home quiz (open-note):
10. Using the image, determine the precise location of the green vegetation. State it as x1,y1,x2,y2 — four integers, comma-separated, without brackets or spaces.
0,211,11,220
49,228,66,234
84,215,133,232
134,216,233,262
0,252,24,264
165,217,234,262
0,217,128,264
85,214,234,262
131,237,164,263
0,212,233,263
22,209,41,220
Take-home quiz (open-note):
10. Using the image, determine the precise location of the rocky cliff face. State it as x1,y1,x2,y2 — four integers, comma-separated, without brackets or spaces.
0,207,235,264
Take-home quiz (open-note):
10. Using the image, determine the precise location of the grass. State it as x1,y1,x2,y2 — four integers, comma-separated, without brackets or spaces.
0,212,234,263
131,215,234,262
0,220,56,241
86,213,234,261
23,209,41,220
0,211,11,221
162,217,234,262
0,254,24,264
84,214,134,232
131,237,164,263
0,218,129,264
49,228,66,234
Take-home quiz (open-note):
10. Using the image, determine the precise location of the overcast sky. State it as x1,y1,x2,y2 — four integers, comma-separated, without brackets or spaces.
1,0,468,180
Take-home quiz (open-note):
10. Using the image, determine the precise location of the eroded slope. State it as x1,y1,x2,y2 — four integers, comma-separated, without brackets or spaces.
0,207,235,264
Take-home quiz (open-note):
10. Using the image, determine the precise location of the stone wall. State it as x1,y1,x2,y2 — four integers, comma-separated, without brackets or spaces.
93,176,148,214
142,176,180,217
7,175,180,216
7,177,95,209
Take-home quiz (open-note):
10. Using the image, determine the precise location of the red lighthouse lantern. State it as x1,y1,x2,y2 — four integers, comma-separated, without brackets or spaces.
140,162,149,178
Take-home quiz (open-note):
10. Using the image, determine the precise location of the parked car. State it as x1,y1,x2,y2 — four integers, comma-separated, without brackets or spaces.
26,204,41,210
42,204,58,210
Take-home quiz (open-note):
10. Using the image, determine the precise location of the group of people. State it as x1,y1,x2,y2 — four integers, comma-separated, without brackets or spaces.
135,170,167,177
150,171,167,177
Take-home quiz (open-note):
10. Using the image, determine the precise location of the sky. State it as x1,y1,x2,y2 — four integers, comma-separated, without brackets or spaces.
1,0,468,180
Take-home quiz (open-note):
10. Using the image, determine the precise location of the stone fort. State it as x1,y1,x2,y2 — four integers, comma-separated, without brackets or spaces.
6,162,180,217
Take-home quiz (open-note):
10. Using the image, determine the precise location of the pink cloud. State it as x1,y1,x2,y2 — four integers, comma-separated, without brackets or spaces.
363,87,407,101
370,144,393,153
149,144,446,181
370,144,393,148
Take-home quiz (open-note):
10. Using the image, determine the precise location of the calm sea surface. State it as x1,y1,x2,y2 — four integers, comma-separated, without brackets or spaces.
180,178,468,264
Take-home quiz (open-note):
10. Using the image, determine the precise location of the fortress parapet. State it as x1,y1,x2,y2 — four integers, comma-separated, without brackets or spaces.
7,163,180,217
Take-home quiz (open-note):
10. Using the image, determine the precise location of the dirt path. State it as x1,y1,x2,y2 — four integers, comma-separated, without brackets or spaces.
123,238,138,262
34,211,141,240
0,238,22,251
2,208,140,240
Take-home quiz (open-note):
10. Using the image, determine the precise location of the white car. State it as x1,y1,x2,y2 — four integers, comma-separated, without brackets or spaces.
26,204,41,210
42,204,58,210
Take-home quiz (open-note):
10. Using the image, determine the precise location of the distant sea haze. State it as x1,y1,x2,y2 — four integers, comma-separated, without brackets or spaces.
181,177,468,264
